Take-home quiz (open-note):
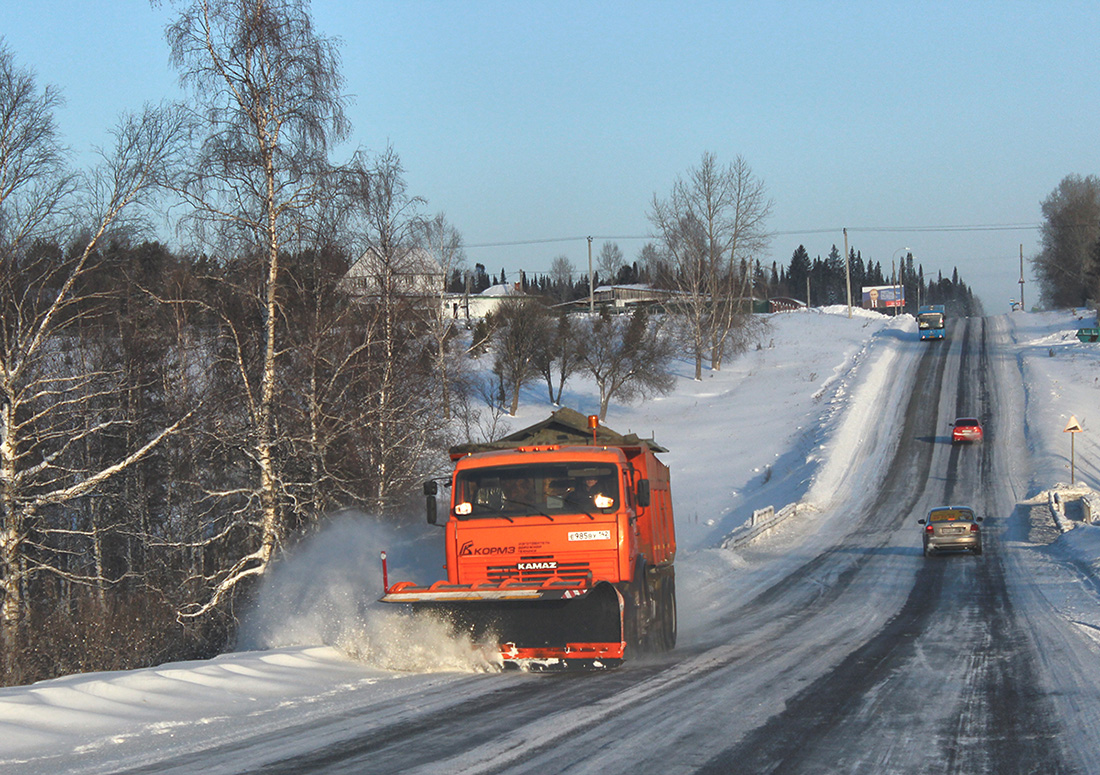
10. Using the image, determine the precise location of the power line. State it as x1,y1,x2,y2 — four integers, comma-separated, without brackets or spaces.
466,234,650,248
466,236,592,248
842,223,1040,234
465,222,1041,249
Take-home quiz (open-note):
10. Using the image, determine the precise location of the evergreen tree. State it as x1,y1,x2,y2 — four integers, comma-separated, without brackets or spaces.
825,245,844,304
472,263,490,293
787,245,811,302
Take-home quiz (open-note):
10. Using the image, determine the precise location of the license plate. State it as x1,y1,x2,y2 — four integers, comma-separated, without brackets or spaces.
568,530,611,542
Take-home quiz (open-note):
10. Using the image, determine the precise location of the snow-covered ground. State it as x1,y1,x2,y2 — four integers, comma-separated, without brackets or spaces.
2,306,1098,774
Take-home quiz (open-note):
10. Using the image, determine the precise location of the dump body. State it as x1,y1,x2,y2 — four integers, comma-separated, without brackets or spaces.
917,304,946,340
381,409,676,669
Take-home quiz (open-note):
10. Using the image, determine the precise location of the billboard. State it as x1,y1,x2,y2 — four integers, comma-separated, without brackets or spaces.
862,284,905,309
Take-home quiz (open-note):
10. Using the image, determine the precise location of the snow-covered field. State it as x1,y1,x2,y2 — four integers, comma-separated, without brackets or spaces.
2,306,1098,774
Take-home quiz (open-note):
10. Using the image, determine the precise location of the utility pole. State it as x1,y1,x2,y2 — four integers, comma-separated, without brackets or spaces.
1019,244,1025,310
844,227,852,318
891,247,908,318
588,236,594,314
891,259,897,317
463,271,471,324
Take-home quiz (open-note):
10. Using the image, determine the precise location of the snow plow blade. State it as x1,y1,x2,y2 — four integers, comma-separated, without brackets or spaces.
380,581,625,669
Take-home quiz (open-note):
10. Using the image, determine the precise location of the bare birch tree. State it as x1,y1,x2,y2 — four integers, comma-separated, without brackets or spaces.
162,0,349,617
341,146,447,513
549,254,576,302
413,211,466,420
706,155,772,370
649,152,772,378
534,312,579,406
0,41,188,671
577,306,675,420
492,298,551,416
597,241,625,285
647,208,710,380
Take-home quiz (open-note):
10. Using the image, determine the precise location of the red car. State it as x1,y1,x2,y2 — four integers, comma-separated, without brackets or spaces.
952,417,983,444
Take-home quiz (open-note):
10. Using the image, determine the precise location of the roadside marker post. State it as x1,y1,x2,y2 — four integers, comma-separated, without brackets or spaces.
1064,415,1084,485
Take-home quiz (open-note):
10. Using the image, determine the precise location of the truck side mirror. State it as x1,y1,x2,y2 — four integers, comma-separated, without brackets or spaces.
636,479,651,508
424,480,439,525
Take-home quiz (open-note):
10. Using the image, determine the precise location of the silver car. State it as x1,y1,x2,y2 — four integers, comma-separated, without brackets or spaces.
918,506,983,556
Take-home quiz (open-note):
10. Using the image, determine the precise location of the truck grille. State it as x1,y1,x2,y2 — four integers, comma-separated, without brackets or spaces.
486,555,592,584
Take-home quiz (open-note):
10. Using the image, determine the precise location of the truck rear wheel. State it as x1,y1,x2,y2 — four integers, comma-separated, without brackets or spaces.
663,571,677,650
629,564,678,655
653,569,676,651
643,567,676,652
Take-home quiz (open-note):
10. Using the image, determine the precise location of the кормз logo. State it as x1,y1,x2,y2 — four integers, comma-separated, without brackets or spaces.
459,541,516,556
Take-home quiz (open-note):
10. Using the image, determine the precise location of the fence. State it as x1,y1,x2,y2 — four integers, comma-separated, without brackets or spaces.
721,502,808,550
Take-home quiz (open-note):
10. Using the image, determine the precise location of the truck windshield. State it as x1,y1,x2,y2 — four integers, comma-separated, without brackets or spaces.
454,463,620,519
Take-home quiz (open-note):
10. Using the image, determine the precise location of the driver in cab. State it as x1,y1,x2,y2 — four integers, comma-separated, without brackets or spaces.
569,475,615,510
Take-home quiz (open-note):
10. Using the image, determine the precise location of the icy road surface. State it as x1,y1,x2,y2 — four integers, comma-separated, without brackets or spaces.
4,310,1100,774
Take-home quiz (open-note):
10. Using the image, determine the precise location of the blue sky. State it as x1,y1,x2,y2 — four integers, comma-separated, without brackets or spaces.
4,0,1099,309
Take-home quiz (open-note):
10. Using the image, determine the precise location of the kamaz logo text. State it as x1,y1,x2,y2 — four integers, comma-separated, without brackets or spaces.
459,542,516,557
517,561,557,571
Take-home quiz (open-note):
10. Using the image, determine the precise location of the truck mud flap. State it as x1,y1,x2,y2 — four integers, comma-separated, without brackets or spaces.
395,582,625,669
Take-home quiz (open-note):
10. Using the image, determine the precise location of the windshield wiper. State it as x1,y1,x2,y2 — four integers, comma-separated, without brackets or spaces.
563,499,598,520
502,498,554,521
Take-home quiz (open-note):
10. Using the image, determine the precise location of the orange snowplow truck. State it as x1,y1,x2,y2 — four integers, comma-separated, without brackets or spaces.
381,408,676,669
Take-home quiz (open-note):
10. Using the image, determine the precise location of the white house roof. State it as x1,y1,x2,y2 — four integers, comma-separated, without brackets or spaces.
479,283,523,297
346,246,443,278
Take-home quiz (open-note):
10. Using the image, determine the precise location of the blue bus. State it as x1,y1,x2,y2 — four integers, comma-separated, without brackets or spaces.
917,305,946,340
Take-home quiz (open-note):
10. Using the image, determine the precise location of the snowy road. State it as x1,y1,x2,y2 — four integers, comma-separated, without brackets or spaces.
7,310,1100,775
97,317,1086,775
